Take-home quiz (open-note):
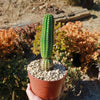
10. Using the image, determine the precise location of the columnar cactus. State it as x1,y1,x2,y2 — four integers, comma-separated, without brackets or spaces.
40,14,54,71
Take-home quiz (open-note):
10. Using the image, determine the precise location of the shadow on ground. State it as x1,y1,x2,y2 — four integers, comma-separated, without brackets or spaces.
61,80,100,100
93,2,100,11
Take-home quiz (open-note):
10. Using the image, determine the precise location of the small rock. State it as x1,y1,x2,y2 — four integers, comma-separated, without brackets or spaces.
32,7,36,10
39,3,48,10
0,13,2,16
3,20,9,23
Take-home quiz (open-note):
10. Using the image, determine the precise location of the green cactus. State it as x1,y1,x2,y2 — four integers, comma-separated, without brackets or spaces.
40,14,54,71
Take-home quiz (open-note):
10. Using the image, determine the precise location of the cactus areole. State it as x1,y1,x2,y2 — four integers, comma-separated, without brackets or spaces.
40,14,54,71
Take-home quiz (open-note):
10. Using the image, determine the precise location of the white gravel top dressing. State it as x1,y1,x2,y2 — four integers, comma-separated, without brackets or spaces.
27,59,67,81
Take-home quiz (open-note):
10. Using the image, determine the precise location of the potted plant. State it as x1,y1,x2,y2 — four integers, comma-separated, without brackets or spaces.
27,14,67,100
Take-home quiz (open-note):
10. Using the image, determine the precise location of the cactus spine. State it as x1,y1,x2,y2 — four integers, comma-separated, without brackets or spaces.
40,14,54,71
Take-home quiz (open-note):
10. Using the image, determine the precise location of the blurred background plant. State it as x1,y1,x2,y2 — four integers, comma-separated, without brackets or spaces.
32,21,100,72
0,28,19,60
0,23,40,60
13,23,40,58
60,21,100,70
0,55,29,100
65,67,82,90
14,23,40,48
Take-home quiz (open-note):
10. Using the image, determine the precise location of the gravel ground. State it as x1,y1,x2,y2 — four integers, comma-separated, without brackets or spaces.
0,0,100,31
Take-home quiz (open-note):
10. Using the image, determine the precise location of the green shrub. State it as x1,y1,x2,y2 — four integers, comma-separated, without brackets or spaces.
0,56,29,100
65,67,82,89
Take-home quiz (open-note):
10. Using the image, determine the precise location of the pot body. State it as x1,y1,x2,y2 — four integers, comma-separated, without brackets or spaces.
28,70,67,100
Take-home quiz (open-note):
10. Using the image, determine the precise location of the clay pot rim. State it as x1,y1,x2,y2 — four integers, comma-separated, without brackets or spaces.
27,62,68,82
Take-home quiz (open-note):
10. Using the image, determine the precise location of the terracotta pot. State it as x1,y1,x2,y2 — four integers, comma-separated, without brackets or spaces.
28,68,67,100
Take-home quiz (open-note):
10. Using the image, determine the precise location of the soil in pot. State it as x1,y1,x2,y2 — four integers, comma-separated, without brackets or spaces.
27,59,67,81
